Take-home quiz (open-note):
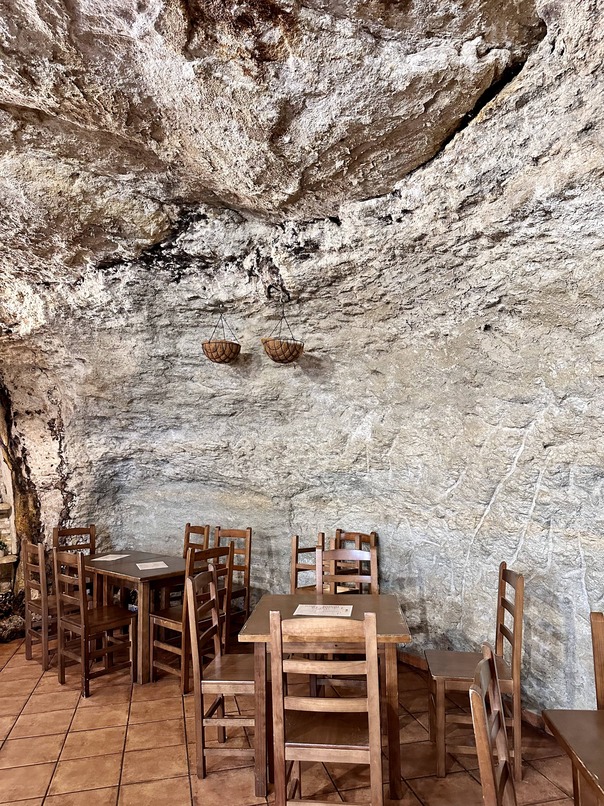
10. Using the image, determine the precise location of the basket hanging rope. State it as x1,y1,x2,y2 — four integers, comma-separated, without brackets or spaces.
202,310,241,364
262,288,304,364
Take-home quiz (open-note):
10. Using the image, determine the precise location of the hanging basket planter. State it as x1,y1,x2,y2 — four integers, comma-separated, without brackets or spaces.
261,337,304,364
262,286,304,364
202,309,241,364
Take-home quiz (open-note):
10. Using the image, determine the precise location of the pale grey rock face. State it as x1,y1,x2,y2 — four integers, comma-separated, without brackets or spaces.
0,0,603,713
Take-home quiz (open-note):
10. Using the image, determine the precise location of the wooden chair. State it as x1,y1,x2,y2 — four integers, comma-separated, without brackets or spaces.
52,524,96,553
214,526,252,623
150,544,234,693
590,611,604,709
269,611,383,806
315,547,379,594
290,533,325,594
186,566,255,779
53,548,136,697
425,562,524,780
470,643,517,806
333,531,378,593
183,523,211,557
23,540,57,670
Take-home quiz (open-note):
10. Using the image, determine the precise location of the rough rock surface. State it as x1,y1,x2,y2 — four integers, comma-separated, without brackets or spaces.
0,0,603,711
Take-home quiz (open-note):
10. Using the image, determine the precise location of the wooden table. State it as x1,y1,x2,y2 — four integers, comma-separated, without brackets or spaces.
239,592,411,799
543,709,604,804
85,551,185,684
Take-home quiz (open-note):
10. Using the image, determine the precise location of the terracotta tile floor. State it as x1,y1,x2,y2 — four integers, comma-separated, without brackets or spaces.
0,639,574,805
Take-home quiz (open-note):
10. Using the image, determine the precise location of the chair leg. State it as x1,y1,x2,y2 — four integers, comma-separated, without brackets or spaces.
130,619,137,684
435,678,446,777
81,635,90,698
149,619,156,683
41,618,50,672
57,625,65,684
181,623,190,696
197,692,207,779
24,608,32,661
428,680,435,742
217,695,226,744
513,693,522,781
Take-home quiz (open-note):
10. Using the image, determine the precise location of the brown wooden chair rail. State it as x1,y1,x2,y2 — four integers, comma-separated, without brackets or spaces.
290,533,325,594
470,643,517,806
150,543,234,694
214,526,253,623
23,539,57,671
269,610,383,806
186,566,255,779
425,561,524,780
591,611,604,709
332,530,379,593
183,523,211,557
52,524,96,553
53,548,136,697
315,546,379,595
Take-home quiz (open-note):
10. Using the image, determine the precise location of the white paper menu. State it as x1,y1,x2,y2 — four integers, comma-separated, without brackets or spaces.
293,604,353,617
136,561,168,570
91,554,130,562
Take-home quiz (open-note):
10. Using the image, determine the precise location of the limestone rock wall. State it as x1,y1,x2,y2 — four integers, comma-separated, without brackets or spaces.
0,0,603,711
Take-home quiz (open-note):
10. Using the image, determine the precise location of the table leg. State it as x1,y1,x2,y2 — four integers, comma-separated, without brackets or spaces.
137,581,151,685
254,642,268,798
385,643,403,799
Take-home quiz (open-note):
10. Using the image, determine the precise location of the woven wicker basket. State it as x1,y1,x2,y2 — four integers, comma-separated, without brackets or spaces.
202,339,241,364
261,337,304,364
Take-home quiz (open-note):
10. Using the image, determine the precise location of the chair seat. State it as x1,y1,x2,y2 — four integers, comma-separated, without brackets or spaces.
150,605,183,625
286,710,369,749
203,652,255,685
425,649,511,683
62,605,135,631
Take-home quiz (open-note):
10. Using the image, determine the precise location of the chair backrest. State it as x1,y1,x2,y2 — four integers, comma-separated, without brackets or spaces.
269,611,383,801
52,524,96,554
315,546,379,594
290,533,325,594
184,544,234,644
494,562,524,681
214,527,252,590
470,643,517,806
186,567,223,682
52,549,88,627
22,540,50,611
333,530,378,551
590,611,604,709
183,523,211,558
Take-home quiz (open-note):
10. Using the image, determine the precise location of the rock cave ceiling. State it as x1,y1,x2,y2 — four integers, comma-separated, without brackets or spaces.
0,0,546,297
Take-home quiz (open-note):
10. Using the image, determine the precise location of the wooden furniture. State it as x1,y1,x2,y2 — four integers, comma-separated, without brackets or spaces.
183,523,211,556
290,533,325,594
149,544,234,692
54,549,137,697
333,530,378,592
591,611,604,710
84,550,185,683
186,567,256,779
23,540,57,670
470,643,517,806
315,547,379,594
543,710,604,805
425,562,525,779
53,524,96,553
270,610,383,806
239,592,411,799
214,526,252,623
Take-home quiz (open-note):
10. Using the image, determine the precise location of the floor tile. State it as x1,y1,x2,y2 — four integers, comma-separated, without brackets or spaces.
45,787,119,806
118,776,192,805
131,678,181,701
0,693,29,717
8,708,73,739
400,741,463,779
128,696,183,723
191,766,267,806
340,781,422,804
78,685,132,708
48,753,122,795
530,755,574,797
121,744,188,784
0,761,55,803
522,723,566,760
399,710,430,744
408,769,485,806
22,689,81,714
0,664,44,683
511,763,569,804
0,678,39,698
70,703,129,731
0,715,16,740
0,733,64,768
125,717,185,751
61,725,127,759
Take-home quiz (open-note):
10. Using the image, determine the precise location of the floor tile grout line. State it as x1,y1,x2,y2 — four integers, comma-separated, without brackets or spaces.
114,677,133,806
40,671,83,804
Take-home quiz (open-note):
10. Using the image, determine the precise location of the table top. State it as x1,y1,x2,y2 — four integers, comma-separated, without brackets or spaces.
543,709,604,795
85,550,185,582
238,593,411,644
